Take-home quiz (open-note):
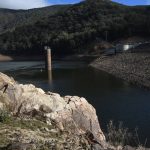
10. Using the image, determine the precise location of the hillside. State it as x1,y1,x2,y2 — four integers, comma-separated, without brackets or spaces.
0,0,150,56
0,5,71,34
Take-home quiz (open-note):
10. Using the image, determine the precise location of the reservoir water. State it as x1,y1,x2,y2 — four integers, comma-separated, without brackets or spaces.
0,61,150,145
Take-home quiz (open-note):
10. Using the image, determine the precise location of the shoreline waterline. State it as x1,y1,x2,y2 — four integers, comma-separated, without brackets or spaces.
90,53,150,90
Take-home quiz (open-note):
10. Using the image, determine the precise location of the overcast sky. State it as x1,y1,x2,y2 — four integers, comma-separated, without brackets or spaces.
0,0,150,10
0,0,48,9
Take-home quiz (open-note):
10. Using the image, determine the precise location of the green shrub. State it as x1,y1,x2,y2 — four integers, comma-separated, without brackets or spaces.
0,109,11,123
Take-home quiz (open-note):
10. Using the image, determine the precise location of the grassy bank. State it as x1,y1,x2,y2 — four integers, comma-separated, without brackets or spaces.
0,110,90,150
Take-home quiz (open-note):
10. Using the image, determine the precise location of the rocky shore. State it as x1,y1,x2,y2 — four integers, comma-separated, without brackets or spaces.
0,72,107,150
0,72,150,150
90,53,150,89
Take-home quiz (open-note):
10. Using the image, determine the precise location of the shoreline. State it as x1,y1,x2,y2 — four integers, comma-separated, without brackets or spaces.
0,54,13,61
0,54,45,62
90,52,150,90
1,53,150,90
0,54,98,62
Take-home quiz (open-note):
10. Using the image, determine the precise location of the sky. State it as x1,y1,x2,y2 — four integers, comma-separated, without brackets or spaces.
0,0,150,10
113,0,150,5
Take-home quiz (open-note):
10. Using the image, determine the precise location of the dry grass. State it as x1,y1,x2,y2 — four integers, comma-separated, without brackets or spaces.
106,120,132,147
105,121,149,150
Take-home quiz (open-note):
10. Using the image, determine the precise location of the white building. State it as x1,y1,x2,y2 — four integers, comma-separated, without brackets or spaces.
116,43,134,52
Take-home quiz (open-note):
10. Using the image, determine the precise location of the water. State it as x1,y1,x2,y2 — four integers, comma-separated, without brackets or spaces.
0,61,150,145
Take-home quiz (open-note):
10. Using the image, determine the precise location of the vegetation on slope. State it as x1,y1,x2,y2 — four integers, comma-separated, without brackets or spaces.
0,5,71,34
0,0,150,56
0,110,90,150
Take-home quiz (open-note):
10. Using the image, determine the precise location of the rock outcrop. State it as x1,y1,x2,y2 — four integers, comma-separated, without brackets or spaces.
0,72,106,149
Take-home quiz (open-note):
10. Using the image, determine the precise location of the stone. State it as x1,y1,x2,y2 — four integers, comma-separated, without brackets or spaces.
5,142,36,150
0,72,106,148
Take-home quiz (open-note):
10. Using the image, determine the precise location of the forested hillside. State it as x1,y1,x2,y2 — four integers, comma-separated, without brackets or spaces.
0,5,70,34
0,0,150,56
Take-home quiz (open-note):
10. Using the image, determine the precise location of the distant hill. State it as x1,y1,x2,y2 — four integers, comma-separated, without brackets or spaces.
0,5,71,34
0,0,150,56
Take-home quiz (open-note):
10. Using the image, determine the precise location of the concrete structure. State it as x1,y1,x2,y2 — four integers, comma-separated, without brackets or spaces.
48,70,52,84
116,44,134,52
45,46,52,71
44,46,52,83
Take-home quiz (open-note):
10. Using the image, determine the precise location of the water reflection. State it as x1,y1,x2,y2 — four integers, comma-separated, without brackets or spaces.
47,70,52,84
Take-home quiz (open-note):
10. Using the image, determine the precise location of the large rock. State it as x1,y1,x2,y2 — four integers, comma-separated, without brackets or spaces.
0,72,106,148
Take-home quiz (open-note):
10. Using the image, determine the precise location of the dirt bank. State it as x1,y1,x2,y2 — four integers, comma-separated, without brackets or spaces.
90,52,150,89
0,54,45,62
0,54,13,61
